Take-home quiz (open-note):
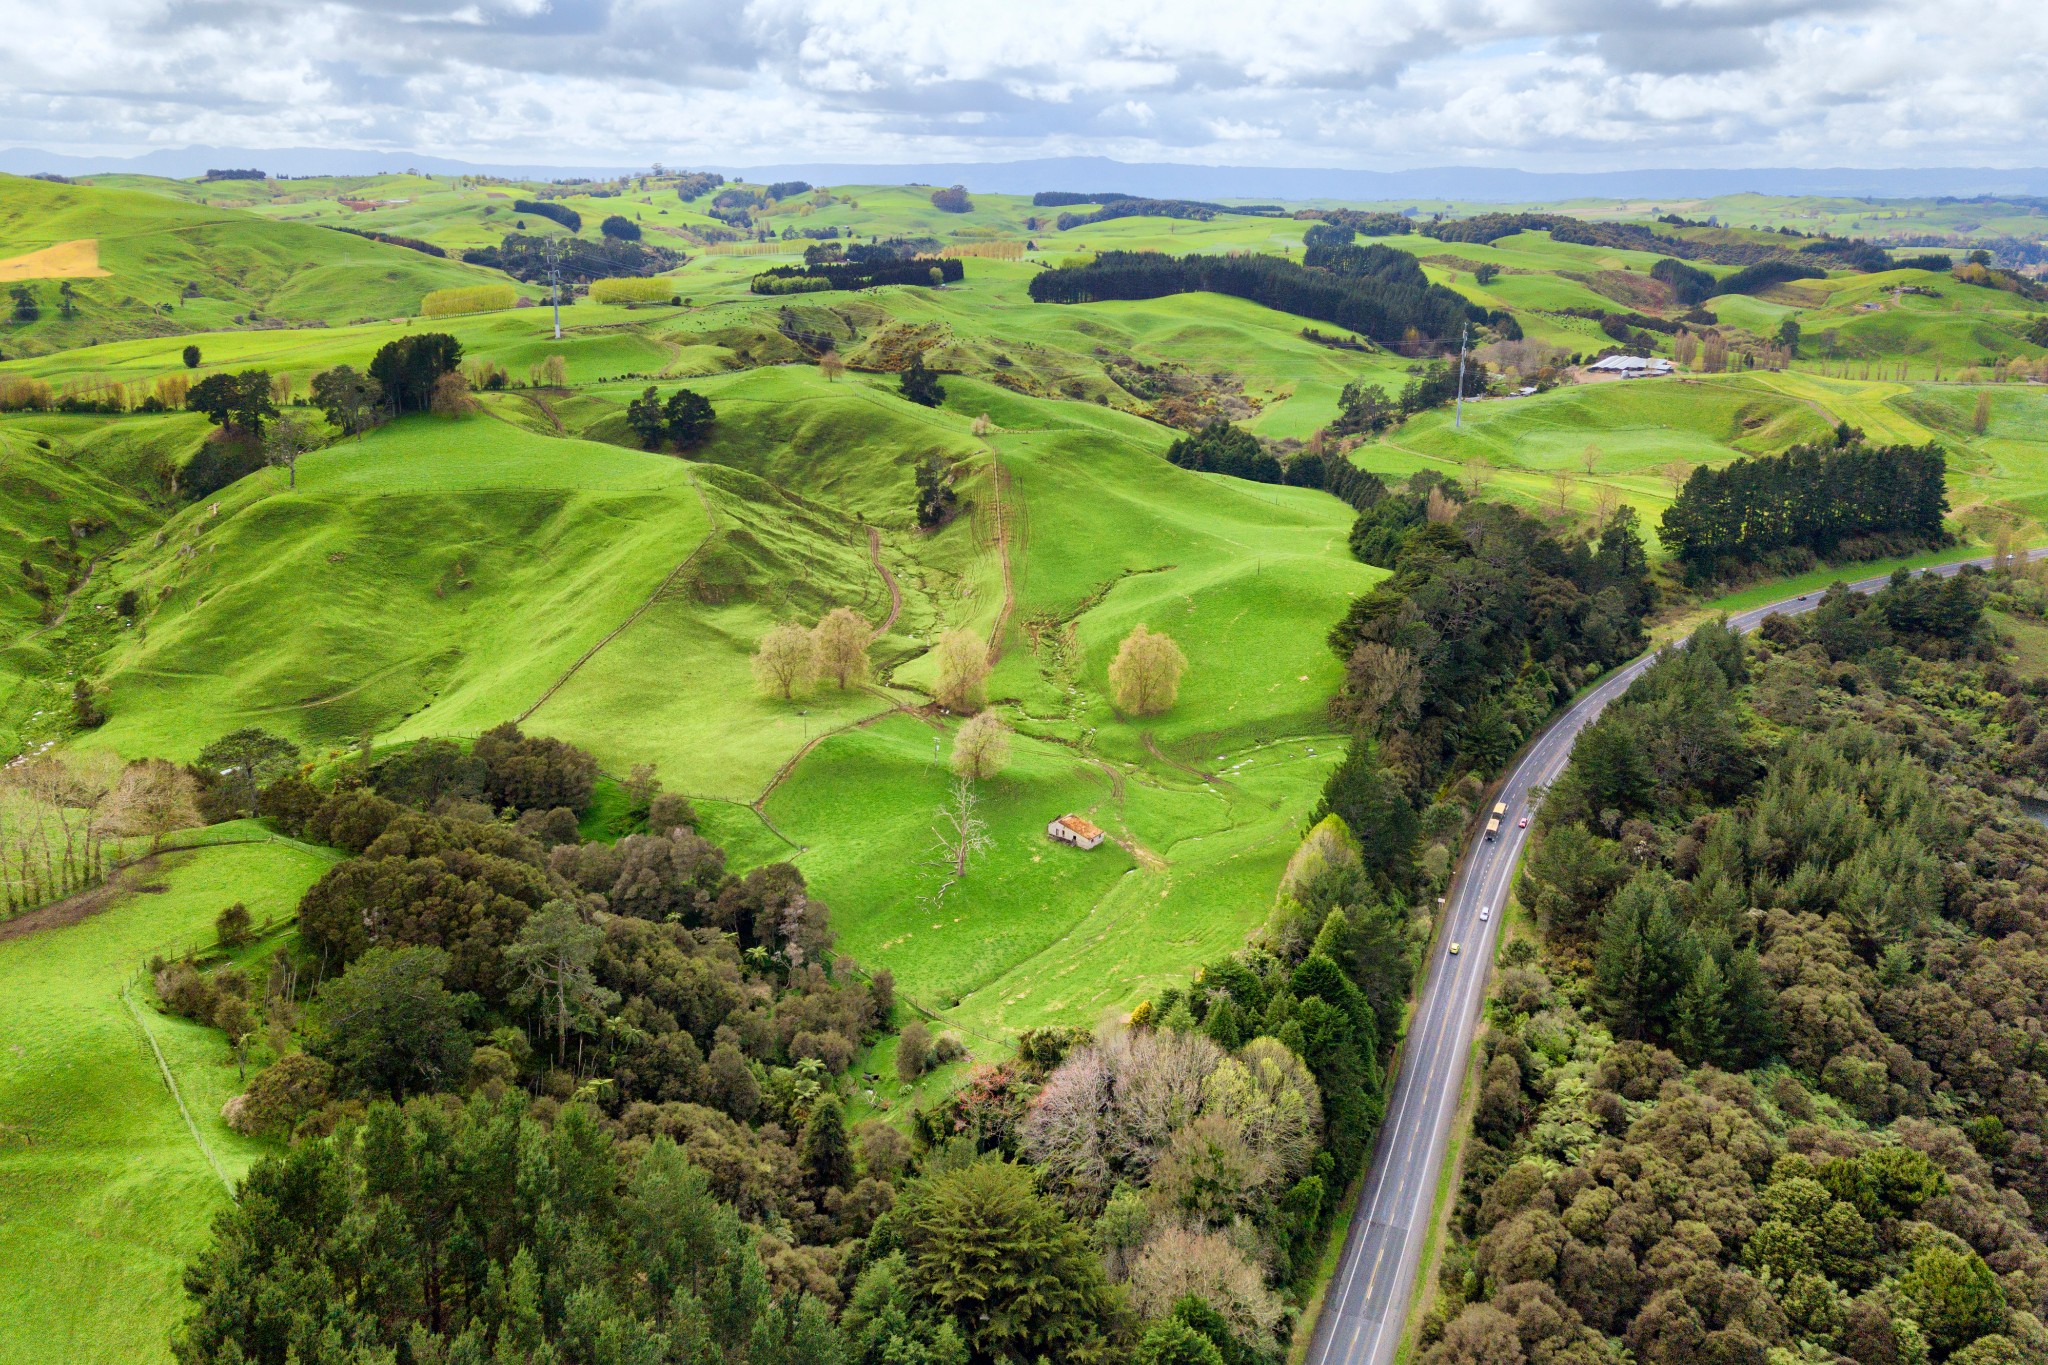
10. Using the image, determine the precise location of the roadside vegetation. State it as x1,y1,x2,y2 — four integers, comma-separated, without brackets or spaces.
1424,564,2048,1364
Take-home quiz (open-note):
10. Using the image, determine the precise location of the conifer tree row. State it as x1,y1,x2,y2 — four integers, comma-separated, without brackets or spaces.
1659,432,1949,576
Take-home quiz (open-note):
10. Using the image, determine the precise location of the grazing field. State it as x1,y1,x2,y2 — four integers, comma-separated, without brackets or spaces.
0,834,340,1365
77,417,715,761
0,176,514,353
734,374,1382,1030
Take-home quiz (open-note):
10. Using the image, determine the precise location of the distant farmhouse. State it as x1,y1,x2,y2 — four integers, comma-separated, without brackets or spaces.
1586,355,1675,377
1047,814,1105,849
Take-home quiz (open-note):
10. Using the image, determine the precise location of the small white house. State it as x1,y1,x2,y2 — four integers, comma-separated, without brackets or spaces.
1047,814,1105,850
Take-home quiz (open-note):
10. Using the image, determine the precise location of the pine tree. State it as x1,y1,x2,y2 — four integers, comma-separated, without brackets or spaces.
1673,952,1731,1066
1202,997,1243,1049
800,1095,853,1190
1312,738,1418,886
1594,871,1693,1041
1720,946,1781,1066
900,353,945,408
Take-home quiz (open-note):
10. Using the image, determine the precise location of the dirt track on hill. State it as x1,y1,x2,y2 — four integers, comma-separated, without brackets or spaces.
983,455,1016,666
868,526,902,635
0,854,172,943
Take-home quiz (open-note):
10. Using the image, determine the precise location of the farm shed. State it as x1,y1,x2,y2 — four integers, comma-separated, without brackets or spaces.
1047,814,1105,849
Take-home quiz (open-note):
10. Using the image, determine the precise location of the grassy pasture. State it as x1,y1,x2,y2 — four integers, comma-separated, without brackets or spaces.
740,374,1380,1032
0,834,339,1365
0,175,510,353
83,417,714,760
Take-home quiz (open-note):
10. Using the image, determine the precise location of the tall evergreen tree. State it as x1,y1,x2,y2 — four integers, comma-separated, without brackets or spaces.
1672,952,1731,1066
1594,871,1693,1041
800,1095,853,1191
900,353,945,407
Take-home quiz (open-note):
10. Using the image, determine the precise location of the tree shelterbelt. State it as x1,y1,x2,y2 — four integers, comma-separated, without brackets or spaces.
1028,249,1481,351
1660,431,1949,578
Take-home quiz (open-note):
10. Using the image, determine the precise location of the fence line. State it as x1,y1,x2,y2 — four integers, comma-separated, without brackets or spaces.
121,975,238,1200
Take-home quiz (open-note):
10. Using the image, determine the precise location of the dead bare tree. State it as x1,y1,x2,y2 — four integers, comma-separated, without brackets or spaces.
1461,455,1488,497
922,779,992,908
1592,482,1620,526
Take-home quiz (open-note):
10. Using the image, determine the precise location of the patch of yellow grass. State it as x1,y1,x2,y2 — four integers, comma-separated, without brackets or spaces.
0,238,108,281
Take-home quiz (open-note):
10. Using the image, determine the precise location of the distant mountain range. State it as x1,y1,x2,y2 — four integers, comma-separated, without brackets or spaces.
7,145,2048,202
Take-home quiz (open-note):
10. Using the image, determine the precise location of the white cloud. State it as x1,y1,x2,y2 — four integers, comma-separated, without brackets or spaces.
0,0,2041,168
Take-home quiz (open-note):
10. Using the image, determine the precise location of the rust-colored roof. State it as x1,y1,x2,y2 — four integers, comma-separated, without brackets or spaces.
1056,814,1104,840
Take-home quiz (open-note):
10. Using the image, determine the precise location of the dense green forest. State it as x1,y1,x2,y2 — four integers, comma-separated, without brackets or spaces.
1425,565,2048,1365
1317,479,1656,888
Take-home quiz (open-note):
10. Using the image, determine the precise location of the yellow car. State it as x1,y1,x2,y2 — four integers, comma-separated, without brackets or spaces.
1448,942,1461,956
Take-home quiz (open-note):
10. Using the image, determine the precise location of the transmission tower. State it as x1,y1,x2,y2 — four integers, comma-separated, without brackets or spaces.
544,237,563,340
1454,322,1470,430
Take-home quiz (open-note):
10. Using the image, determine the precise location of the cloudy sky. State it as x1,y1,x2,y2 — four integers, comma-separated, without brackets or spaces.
8,0,2046,169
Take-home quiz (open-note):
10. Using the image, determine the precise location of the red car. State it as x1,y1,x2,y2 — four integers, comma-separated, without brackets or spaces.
1517,815,1529,829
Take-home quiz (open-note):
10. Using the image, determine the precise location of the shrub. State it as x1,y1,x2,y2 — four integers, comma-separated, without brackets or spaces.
931,185,973,214
599,214,640,241
896,1020,933,1082
646,791,697,832
215,902,253,948
229,1053,333,1137
472,721,598,812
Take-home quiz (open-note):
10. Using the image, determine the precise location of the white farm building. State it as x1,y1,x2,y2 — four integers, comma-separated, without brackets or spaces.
1047,814,1106,849
1586,355,1675,377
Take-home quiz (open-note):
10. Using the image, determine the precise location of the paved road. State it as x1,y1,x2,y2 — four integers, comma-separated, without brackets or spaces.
1302,551,2038,1365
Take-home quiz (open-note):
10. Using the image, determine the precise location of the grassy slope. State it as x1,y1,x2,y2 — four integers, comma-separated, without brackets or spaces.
87,416,713,759
526,366,982,801
765,376,1381,1036
0,175,511,353
0,835,339,1365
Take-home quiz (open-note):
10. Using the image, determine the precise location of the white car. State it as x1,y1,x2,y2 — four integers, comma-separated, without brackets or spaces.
1480,906,1491,922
